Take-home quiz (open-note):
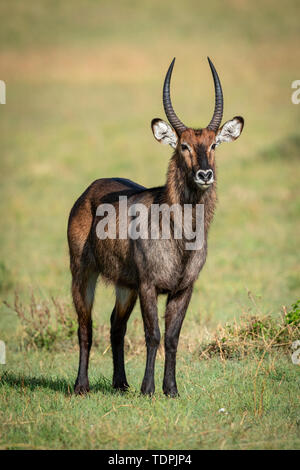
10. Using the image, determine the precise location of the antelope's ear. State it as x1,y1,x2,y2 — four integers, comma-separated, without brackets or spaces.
215,116,244,146
151,118,178,149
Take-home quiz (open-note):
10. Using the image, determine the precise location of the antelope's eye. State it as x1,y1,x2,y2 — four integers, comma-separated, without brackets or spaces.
211,143,216,150
181,144,189,152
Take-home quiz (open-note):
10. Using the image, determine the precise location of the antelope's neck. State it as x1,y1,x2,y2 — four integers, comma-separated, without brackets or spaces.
164,154,217,233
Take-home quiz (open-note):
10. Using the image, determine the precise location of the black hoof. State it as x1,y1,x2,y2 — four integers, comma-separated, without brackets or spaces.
163,387,179,398
74,381,90,395
141,382,155,396
113,381,130,392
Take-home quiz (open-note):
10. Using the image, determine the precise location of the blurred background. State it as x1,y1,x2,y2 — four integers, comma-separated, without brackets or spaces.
0,0,299,337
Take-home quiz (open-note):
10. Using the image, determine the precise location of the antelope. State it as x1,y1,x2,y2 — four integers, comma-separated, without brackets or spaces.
67,57,244,397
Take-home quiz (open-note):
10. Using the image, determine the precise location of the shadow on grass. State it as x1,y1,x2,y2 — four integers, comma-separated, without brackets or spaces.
0,370,118,396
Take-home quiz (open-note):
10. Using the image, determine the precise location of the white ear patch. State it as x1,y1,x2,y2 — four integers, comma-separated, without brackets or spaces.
216,116,244,146
151,119,178,148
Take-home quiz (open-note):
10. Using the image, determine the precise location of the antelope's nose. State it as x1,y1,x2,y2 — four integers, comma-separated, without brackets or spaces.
196,169,214,183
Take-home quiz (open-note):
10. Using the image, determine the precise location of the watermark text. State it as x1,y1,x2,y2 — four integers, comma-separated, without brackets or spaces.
96,197,204,251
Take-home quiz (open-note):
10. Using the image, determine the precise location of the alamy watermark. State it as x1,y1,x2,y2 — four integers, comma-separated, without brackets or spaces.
291,340,300,365
0,80,6,104
95,196,204,251
291,80,300,104
0,340,5,364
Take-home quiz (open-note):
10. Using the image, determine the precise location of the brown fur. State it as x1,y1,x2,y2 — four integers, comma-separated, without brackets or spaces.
68,128,218,396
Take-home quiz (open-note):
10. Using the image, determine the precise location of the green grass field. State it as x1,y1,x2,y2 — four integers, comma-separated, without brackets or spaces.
0,0,299,450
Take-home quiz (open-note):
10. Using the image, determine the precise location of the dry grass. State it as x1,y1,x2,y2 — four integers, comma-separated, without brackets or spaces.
0,46,155,83
199,298,300,360
3,291,148,355
4,291,299,367
3,292,77,350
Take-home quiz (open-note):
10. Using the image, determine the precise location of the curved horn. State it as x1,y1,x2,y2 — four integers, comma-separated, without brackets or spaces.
163,58,187,135
207,57,223,132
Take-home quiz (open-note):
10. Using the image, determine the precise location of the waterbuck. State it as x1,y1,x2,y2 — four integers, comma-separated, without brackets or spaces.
68,57,244,397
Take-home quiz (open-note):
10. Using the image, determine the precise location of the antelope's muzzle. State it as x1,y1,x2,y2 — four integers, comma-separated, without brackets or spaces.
194,169,214,188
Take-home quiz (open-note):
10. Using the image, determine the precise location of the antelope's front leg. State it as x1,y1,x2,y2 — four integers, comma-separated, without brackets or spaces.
139,284,160,395
163,285,193,397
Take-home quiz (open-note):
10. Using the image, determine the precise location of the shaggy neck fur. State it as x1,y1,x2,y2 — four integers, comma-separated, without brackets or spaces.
165,152,217,237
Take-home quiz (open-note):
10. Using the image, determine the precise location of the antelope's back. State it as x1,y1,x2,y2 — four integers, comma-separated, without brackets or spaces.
67,178,146,284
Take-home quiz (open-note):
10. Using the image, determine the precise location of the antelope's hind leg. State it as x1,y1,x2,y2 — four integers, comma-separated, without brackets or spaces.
111,286,137,391
72,269,99,395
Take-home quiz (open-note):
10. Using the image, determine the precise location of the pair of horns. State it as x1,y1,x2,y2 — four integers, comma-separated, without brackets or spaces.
163,57,223,134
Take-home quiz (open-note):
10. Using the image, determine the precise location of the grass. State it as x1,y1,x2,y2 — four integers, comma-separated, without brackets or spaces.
0,0,300,450
1,351,299,450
